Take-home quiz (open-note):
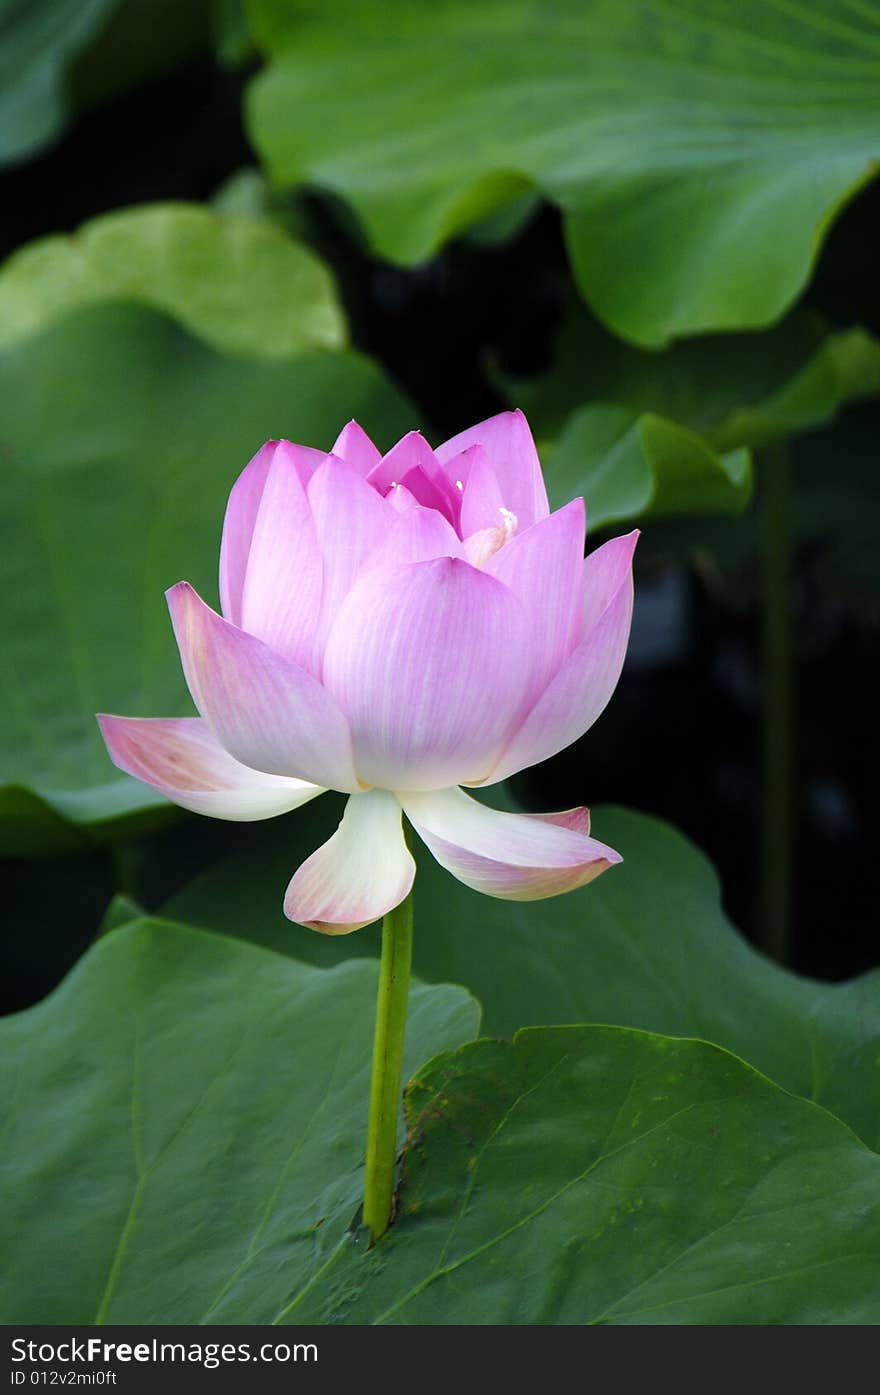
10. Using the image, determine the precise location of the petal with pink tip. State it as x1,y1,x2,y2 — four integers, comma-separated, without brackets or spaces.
400,786,620,900
366,429,438,494
396,465,457,522
481,530,638,784
98,715,324,821
363,503,463,573
459,452,506,537
485,499,585,702
436,410,549,529
231,441,325,672
307,457,394,649
331,420,382,475
322,557,529,791
219,439,325,634
284,789,415,933
167,582,358,792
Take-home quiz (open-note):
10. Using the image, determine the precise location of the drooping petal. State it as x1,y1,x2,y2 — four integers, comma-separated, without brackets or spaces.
322,556,529,790
98,715,324,821
307,457,393,651
331,420,382,476
219,439,325,634
167,582,358,792
481,531,637,784
401,786,620,900
485,499,585,703
436,410,549,530
284,789,415,933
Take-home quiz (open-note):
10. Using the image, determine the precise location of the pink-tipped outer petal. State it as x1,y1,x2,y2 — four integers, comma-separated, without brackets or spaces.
284,789,415,933
167,582,358,792
307,457,393,650
400,786,620,900
436,409,549,530
322,556,530,791
219,439,325,635
482,530,638,784
98,715,324,821
485,498,586,705
331,420,382,476
230,441,325,672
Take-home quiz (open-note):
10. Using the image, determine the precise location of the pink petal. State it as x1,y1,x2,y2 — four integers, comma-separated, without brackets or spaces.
322,557,530,791
284,789,415,933
436,410,549,530
307,456,393,651
396,465,457,523
226,441,325,672
331,420,382,476
401,786,621,900
365,430,439,494
167,582,358,792
459,453,506,537
98,715,324,821
482,531,638,784
363,503,464,573
485,499,586,704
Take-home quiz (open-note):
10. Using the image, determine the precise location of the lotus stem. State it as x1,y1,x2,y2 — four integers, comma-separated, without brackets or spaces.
363,888,414,1242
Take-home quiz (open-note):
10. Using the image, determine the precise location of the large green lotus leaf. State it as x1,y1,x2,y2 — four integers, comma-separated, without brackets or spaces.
544,405,751,526
0,0,117,165
0,203,345,358
0,918,480,1324
290,1027,880,1324
246,0,880,346
503,303,880,452
165,801,880,1150
0,303,413,852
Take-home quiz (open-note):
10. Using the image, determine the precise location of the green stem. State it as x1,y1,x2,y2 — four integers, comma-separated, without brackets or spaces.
759,441,793,964
363,889,414,1243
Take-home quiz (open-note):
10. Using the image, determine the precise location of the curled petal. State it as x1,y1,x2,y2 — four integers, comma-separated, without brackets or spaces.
322,557,529,790
167,582,358,792
401,786,620,900
97,715,324,821
436,409,549,530
481,530,638,784
485,499,586,704
331,420,382,476
220,440,325,672
284,789,415,933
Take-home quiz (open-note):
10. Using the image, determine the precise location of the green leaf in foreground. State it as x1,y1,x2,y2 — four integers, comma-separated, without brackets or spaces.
0,918,480,1324
544,405,751,527
291,1027,880,1324
247,0,880,345
0,303,413,851
165,802,880,1149
0,203,345,358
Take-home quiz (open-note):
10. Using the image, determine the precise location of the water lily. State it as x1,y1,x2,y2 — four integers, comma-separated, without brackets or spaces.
99,408,636,1240
100,410,636,933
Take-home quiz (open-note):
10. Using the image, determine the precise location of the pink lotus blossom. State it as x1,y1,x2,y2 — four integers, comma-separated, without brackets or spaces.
99,411,637,933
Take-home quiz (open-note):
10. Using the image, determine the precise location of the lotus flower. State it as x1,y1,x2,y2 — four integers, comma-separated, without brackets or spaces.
99,411,637,933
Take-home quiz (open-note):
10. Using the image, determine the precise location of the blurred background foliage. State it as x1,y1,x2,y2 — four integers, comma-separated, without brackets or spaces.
2,0,879,1017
